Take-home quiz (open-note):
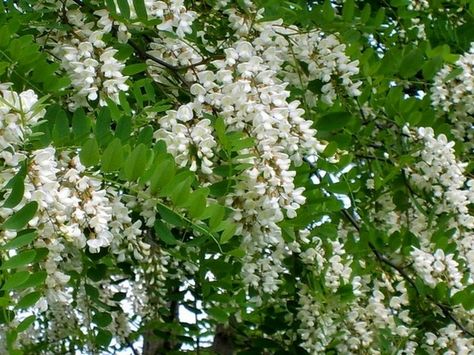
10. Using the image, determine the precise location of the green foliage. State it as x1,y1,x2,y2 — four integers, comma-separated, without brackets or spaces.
0,0,473,354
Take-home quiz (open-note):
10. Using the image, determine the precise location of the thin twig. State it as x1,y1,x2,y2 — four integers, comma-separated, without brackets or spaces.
127,39,191,88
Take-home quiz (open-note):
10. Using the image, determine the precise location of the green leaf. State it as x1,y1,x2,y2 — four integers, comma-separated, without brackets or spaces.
325,181,349,194
101,138,124,173
2,174,24,209
95,329,112,347
220,221,237,244
209,179,234,197
231,136,254,151
119,92,131,114
17,271,47,290
207,307,228,323
124,143,147,181
117,0,131,19
170,177,192,207
150,156,175,194
323,141,338,157
373,8,385,27
105,0,117,15
52,109,70,146
443,67,463,83
2,271,30,290
136,126,153,146
400,48,424,78
80,138,100,167
33,248,49,262
0,62,9,76
123,63,147,76
17,315,35,333
360,3,371,24
0,250,36,270
112,292,127,301
1,231,36,250
337,284,355,303
0,26,11,49
95,107,113,147
106,98,121,120
462,294,474,310
0,309,15,324
154,220,178,245
0,297,10,307
16,291,41,309
342,0,355,22
92,312,113,327
204,204,225,231
85,284,100,300
115,116,132,143
214,116,229,148
72,108,91,144
316,112,353,132
87,264,108,282
186,188,208,219
322,0,335,22
2,202,38,231
422,56,443,80
157,204,187,227
133,0,148,20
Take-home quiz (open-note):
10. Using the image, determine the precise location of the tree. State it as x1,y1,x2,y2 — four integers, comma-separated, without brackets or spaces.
0,0,473,353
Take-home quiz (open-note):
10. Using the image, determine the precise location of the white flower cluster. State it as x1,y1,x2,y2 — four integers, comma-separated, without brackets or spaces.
297,283,333,353
0,85,148,317
411,248,463,290
143,0,199,85
431,43,474,144
149,0,197,38
0,84,44,166
409,126,472,211
51,9,129,110
300,234,353,292
292,218,421,354
408,18,427,42
147,6,328,292
25,150,150,303
279,30,362,105
45,301,80,346
154,104,216,173
147,35,203,88
431,44,474,115
296,274,415,354
326,238,353,291
408,0,429,11
144,0,362,298
424,324,474,354
406,126,474,282
224,11,362,105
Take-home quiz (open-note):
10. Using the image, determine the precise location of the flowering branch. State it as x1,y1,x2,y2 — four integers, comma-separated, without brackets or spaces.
305,158,474,338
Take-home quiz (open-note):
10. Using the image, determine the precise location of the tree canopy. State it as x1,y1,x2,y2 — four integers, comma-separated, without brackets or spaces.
0,0,473,354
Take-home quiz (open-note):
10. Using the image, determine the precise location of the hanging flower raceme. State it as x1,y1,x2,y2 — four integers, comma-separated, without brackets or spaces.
431,43,474,145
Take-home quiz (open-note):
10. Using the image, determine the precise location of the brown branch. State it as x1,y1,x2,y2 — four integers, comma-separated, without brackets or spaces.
127,39,191,88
